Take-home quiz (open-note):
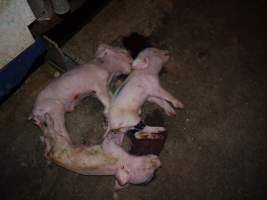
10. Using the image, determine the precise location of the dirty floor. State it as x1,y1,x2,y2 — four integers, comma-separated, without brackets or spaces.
0,0,266,199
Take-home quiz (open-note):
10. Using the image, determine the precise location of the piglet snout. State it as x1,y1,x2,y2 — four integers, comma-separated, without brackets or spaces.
162,50,169,56
159,50,170,62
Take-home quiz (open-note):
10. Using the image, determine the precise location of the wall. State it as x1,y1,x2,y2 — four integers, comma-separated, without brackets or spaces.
0,0,36,68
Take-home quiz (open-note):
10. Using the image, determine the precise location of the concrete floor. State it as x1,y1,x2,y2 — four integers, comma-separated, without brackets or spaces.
1,0,266,199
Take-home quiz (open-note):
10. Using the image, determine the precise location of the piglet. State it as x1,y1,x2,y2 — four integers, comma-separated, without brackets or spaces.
30,44,132,140
40,114,161,190
107,48,184,141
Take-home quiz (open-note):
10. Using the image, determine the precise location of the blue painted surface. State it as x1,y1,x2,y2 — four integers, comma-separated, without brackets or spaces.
0,37,47,102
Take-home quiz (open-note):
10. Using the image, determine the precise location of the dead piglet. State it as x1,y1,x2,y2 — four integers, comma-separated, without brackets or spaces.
41,114,161,190
107,48,184,141
30,44,133,134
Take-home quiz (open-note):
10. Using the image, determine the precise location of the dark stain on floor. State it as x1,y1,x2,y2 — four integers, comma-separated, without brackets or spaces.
122,32,151,58
128,109,167,156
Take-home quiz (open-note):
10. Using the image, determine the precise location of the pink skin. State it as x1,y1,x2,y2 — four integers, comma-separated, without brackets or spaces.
41,114,161,190
107,48,184,141
30,44,133,137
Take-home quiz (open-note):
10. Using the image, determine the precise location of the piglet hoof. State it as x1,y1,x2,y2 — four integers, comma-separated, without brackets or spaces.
113,192,119,199
166,108,176,116
46,159,52,166
168,111,176,116
173,100,184,109
134,132,164,140
114,180,128,191
40,136,45,143
28,114,33,120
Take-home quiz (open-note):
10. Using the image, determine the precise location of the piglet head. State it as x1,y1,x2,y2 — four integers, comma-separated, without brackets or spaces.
115,154,161,189
132,48,170,73
96,44,133,75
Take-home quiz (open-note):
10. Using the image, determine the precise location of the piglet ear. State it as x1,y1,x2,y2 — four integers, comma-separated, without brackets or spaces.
132,57,149,69
115,166,130,186
96,44,111,58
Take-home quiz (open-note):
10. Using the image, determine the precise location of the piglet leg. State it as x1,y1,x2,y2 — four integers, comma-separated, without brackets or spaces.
50,110,71,142
95,86,111,115
135,126,166,140
151,86,184,109
147,97,176,116
106,132,125,146
114,180,129,190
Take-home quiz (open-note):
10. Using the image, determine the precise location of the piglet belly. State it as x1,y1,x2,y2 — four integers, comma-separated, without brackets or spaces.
40,69,94,103
109,108,140,129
